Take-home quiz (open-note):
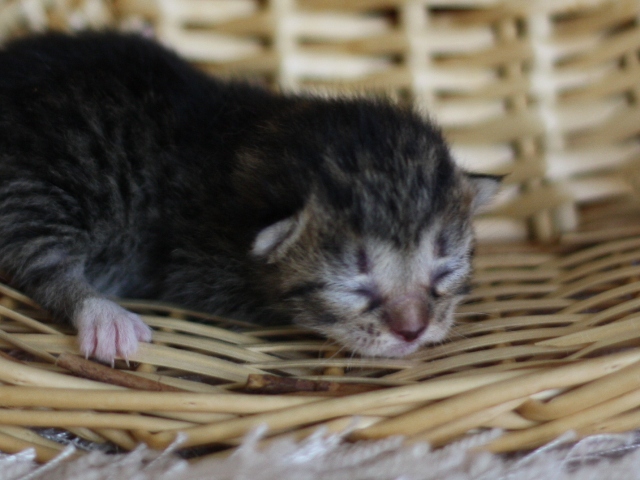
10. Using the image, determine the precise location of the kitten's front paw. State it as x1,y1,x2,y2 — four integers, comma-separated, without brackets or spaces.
75,298,153,364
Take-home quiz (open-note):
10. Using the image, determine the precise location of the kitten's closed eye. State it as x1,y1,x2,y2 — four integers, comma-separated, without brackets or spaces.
353,285,384,313
356,247,370,274
280,281,326,301
430,267,458,298
435,233,449,258
433,268,453,286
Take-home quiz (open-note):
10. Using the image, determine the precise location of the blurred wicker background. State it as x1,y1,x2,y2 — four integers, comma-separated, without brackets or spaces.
4,0,640,242
3,0,640,465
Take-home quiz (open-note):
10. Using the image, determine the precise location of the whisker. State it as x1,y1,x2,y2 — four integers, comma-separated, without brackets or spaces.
447,329,471,341
318,339,344,360
327,344,348,361
454,311,489,317
344,347,358,369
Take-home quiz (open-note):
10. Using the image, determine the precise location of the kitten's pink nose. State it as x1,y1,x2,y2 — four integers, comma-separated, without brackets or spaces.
393,325,426,342
383,294,429,343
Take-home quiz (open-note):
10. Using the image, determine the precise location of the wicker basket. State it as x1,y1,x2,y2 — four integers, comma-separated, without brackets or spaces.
2,0,640,464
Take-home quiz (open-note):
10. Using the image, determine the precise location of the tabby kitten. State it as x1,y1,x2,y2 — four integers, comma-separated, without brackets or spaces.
0,31,500,363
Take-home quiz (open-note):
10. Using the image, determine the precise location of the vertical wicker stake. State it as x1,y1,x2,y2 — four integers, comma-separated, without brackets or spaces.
401,1,434,110
496,13,548,241
529,8,578,238
271,0,298,91
18,0,49,31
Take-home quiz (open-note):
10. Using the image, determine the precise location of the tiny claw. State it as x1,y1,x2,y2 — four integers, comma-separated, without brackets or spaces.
74,297,152,366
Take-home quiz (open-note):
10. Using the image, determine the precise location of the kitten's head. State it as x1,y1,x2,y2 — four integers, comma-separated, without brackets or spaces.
246,99,500,357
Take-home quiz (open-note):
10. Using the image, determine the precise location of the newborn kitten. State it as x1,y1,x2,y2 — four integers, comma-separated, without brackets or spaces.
0,31,500,363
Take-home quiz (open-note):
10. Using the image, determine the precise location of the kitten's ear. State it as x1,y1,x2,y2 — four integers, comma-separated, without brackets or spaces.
252,210,308,262
466,173,503,212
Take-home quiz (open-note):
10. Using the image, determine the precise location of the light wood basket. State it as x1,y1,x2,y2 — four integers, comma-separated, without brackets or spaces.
3,0,640,464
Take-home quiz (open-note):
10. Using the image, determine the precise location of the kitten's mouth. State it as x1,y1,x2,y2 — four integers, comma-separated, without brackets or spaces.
310,315,439,358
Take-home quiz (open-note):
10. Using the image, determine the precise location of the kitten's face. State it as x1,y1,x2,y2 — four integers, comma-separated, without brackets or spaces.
294,223,473,358
252,173,497,358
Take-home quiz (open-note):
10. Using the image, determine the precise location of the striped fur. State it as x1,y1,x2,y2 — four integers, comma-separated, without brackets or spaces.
0,31,499,361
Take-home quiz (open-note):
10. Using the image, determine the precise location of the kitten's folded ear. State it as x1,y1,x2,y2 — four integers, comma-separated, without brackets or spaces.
251,209,309,262
466,173,503,212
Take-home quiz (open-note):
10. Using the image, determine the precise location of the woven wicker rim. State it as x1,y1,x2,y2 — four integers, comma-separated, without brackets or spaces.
0,201,638,462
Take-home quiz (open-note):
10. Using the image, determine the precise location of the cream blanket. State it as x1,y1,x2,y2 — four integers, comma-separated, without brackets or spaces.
3,428,640,480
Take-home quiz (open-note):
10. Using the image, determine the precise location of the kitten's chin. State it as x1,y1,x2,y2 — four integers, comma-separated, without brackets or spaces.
346,336,424,358
372,342,422,358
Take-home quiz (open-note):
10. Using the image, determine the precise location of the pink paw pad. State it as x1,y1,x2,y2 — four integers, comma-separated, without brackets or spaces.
74,298,153,364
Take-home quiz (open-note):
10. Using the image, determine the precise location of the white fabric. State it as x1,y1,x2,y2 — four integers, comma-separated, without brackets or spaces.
4,428,640,480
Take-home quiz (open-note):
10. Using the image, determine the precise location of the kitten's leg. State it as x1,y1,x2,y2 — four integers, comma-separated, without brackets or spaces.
0,186,152,363
11,259,152,363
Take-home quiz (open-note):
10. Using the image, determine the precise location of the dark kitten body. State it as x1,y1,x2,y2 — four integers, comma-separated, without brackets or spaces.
0,32,499,362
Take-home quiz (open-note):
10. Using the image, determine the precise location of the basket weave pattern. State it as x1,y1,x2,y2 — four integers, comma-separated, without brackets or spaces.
2,0,640,463
0,221,639,460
